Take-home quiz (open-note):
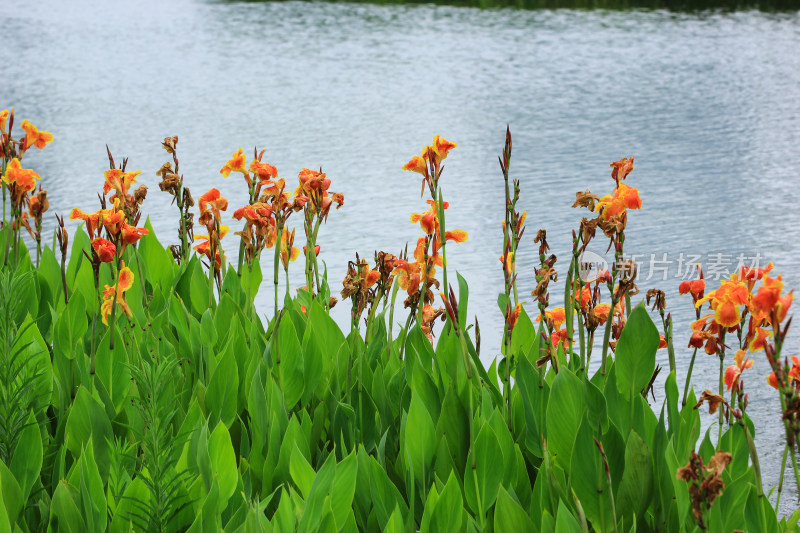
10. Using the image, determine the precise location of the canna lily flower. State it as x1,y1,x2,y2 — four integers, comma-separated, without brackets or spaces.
0,109,8,134
100,264,134,325
199,188,228,221
402,155,428,178
679,279,706,299
194,225,230,263
445,229,468,242
537,307,567,330
249,159,278,182
747,326,772,352
659,335,668,349
120,223,149,247
610,157,634,181
3,158,40,202
573,286,592,310
735,262,774,291
220,147,247,177
695,277,749,328
723,349,753,391
69,208,102,239
594,183,642,221
393,259,423,296
749,274,788,323
431,135,457,161
499,252,514,277
99,208,126,236
593,303,612,325
20,119,54,151
280,228,300,268
507,303,522,334
92,238,117,263
103,169,141,196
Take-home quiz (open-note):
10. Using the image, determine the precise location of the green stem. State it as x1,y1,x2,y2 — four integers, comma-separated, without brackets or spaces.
777,444,789,510
682,347,699,407
742,421,763,497
273,220,284,318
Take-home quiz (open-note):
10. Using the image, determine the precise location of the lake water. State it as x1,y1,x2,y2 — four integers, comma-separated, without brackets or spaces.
4,0,800,515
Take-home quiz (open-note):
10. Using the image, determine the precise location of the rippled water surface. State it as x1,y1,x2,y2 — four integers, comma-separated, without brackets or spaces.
4,0,800,515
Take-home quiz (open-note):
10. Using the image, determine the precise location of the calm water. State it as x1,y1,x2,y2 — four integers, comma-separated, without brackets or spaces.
4,0,800,514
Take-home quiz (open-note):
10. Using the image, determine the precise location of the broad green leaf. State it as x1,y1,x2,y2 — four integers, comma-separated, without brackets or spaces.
94,325,131,415
330,451,358,530
206,346,239,428
494,485,537,533
209,422,237,512
464,423,503,518
0,462,22,524
615,302,660,401
546,368,585,469
80,439,107,533
290,444,316,499
65,387,113,481
10,411,42,501
276,313,304,408
404,392,437,488
50,481,86,533
615,430,652,530
428,470,463,533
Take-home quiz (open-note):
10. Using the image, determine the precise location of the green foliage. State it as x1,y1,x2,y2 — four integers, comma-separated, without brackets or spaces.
0,224,791,533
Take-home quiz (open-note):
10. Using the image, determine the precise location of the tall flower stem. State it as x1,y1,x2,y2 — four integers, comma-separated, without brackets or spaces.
717,330,726,444
273,219,284,318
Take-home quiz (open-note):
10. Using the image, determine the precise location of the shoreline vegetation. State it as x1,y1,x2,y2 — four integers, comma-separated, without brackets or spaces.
232,0,800,12
1,109,800,531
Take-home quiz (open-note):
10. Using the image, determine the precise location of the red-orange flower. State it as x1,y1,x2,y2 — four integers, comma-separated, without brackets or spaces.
120,223,149,247
595,183,642,220
431,135,457,161
2,158,40,202
69,208,102,239
723,349,753,391
249,159,277,182
199,188,228,221
610,157,634,181
194,225,229,266
280,228,300,269
537,307,567,330
220,147,247,177
0,109,8,135
101,264,134,325
499,252,514,277
103,169,141,196
92,238,117,263
20,119,54,151
696,278,750,328
402,155,428,177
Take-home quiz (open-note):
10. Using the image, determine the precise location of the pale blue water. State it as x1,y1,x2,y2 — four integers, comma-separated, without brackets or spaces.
3,0,800,515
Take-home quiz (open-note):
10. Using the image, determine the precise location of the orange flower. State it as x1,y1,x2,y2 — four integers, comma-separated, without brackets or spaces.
735,262,774,291
2,158,40,202
99,208,126,236
393,259,424,296
724,350,754,391
507,303,522,333
537,307,567,330
0,109,8,134
69,208,102,239
103,169,141,196
249,159,277,182
573,286,592,310
194,225,229,266
120,223,149,247
659,335,668,349
679,279,706,298
280,228,300,268
199,188,228,220
431,135,457,161
298,168,330,193
101,264,134,325
594,303,612,325
747,327,772,352
750,274,790,323
20,120,53,151
696,278,750,328
595,183,642,220
550,328,572,352
220,147,247,177
92,238,116,263
402,155,428,177
499,251,514,276
610,157,634,181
